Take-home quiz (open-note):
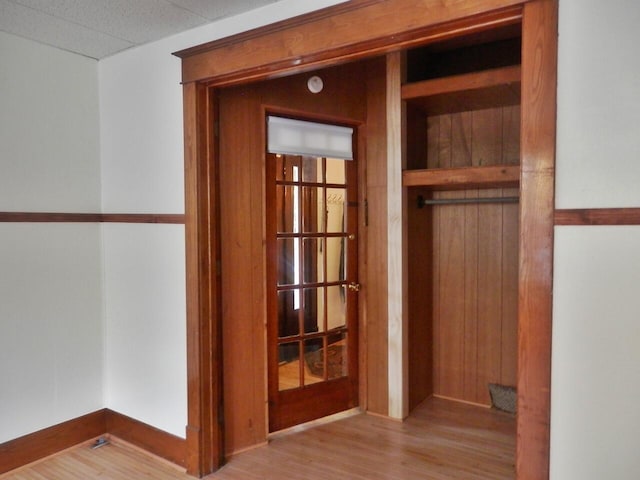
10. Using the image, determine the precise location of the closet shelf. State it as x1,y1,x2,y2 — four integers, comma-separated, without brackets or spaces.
402,65,521,115
403,165,520,190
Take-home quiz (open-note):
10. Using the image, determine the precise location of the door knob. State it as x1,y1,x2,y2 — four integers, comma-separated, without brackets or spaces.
348,282,360,292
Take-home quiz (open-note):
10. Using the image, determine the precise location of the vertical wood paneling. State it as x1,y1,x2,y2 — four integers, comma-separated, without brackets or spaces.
365,58,390,416
218,61,372,452
501,105,521,387
420,106,519,407
474,108,504,406
219,86,265,455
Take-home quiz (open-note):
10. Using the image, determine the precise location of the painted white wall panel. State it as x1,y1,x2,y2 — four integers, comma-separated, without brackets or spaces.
556,0,640,208
0,224,103,443
98,0,346,215
551,227,640,480
103,224,187,438
0,30,100,213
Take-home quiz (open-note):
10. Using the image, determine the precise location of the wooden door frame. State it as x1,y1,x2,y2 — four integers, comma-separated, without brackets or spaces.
176,0,557,478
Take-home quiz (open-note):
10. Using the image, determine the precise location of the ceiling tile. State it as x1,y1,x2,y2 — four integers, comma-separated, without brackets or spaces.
6,0,209,43
167,0,281,20
0,0,134,58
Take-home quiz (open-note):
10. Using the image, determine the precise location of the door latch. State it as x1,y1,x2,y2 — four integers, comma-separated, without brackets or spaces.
348,282,361,292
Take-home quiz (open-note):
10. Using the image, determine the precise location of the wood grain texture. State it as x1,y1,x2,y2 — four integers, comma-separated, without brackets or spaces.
1,399,514,480
364,58,389,416
176,1,523,85
218,61,369,453
402,65,521,115
386,51,408,419
555,208,640,225
177,0,555,476
0,410,106,475
518,1,557,479
105,410,186,468
182,82,223,476
0,212,185,223
414,106,519,407
403,164,520,189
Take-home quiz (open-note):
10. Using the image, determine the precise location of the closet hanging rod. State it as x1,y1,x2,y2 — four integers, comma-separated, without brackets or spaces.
417,195,519,208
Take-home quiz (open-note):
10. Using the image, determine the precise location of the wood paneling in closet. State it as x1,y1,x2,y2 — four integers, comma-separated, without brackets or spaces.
410,105,519,407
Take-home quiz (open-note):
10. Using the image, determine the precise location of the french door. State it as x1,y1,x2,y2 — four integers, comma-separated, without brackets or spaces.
266,148,359,432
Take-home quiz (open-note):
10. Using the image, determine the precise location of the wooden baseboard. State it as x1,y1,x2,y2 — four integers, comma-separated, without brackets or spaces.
0,409,186,475
0,410,107,475
105,409,186,468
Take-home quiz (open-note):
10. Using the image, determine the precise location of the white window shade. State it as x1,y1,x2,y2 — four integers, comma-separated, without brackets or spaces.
267,116,353,160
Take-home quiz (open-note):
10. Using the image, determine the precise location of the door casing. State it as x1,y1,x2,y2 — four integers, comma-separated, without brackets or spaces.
176,1,557,478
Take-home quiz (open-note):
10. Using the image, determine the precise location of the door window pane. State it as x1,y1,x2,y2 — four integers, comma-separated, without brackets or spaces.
303,238,324,284
301,187,324,233
278,342,301,391
326,285,346,330
303,288,325,334
327,332,348,380
277,290,300,338
304,338,324,385
276,185,300,234
277,238,299,286
326,237,346,283
326,188,346,233
301,156,323,183
326,158,346,185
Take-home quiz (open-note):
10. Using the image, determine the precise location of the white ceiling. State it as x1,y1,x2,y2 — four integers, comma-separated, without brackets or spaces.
0,0,284,59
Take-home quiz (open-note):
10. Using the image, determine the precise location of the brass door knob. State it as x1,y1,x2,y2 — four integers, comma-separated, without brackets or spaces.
348,282,360,292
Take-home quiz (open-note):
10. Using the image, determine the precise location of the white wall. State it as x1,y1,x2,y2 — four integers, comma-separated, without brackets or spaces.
552,1,640,478
552,228,640,479
0,32,102,443
103,224,186,437
0,31,101,213
556,0,640,209
98,0,347,438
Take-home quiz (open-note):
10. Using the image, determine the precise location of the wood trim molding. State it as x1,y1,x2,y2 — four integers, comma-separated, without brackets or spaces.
0,212,185,224
105,409,186,468
517,1,557,479
0,409,187,475
177,0,557,477
176,2,523,85
182,82,223,476
555,208,640,226
174,0,383,58
0,410,106,475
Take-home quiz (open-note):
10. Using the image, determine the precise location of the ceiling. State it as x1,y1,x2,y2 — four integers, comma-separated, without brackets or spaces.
0,0,284,59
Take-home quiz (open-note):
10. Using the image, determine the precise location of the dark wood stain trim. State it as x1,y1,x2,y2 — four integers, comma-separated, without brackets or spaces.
555,208,640,226
173,0,383,58
0,409,187,475
178,0,557,477
517,1,557,479
183,82,223,476
180,6,523,86
0,410,107,475
105,409,187,468
0,212,185,224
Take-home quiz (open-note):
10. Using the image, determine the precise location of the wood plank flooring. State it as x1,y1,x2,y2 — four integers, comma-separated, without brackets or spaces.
2,397,515,479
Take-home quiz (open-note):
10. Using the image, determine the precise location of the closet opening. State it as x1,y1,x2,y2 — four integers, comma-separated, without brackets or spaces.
403,23,522,476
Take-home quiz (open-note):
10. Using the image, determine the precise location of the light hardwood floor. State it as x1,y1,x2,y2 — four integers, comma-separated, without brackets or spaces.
2,397,515,479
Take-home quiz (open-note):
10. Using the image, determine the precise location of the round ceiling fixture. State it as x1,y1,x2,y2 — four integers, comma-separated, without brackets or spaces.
307,75,324,94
